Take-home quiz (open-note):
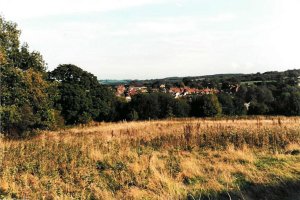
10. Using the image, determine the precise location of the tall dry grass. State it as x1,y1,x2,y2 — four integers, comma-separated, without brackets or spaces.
1,117,300,199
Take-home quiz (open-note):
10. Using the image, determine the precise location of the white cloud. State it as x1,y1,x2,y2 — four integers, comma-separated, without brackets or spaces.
109,14,236,36
133,17,197,34
1,0,300,79
199,13,237,23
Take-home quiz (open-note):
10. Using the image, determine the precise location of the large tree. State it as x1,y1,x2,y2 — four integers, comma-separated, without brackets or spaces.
218,93,234,115
274,86,300,116
49,64,116,124
0,16,55,137
191,94,222,117
246,85,274,115
130,93,160,120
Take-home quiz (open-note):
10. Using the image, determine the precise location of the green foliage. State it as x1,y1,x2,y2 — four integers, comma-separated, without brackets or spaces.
130,93,190,120
173,99,190,117
96,160,136,192
232,172,251,188
183,176,207,185
255,157,286,170
130,93,160,120
218,93,234,115
0,16,57,137
191,94,222,117
0,16,20,66
287,91,300,116
49,64,116,124
273,86,300,116
0,61,54,137
232,97,247,115
0,16,46,72
249,102,269,115
127,109,139,121
166,151,182,178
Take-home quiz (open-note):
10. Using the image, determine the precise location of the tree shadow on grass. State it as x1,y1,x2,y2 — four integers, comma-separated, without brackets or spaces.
187,180,300,200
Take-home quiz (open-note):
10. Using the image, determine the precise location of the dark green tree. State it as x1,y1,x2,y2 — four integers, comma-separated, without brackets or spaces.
191,94,222,117
173,99,190,117
274,86,300,116
49,64,116,124
232,97,247,115
130,93,160,120
248,102,269,115
218,93,234,115
0,16,55,137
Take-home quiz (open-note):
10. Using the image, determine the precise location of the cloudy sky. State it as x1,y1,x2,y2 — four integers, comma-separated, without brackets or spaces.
1,0,300,79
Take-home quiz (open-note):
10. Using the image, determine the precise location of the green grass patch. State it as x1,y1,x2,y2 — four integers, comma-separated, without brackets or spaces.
232,172,251,188
166,152,182,178
183,176,207,185
255,156,286,170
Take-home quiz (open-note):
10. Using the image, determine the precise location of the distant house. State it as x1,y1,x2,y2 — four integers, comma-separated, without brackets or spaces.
159,84,167,93
125,96,132,102
116,84,219,99
116,85,126,96
168,86,218,98
160,84,166,88
136,86,148,93
151,88,159,92
199,88,219,95
185,87,199,94
175,92,181,99
128,87,137,96
169,87,181,94
244,102,251,110
130,86,148,94
120,86,149,100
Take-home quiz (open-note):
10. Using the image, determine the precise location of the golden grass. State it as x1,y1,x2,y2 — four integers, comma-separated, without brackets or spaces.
1,117,300,199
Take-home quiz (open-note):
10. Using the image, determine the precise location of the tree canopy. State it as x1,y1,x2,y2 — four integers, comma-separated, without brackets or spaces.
49,64,116,124
191,94,222,117
1,16,54,137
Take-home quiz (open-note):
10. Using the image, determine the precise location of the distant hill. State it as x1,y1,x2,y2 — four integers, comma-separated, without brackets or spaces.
99,74,245,85
99,69,300,86
99,79,133,85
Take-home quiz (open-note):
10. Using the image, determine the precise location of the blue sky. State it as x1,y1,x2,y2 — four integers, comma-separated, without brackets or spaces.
1,0,300,79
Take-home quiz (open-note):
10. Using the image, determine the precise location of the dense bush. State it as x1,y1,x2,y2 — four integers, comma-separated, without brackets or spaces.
191,94,222,117
129,93,190,120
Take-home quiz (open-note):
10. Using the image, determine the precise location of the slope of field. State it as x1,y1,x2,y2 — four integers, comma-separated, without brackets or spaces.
1,117,300,199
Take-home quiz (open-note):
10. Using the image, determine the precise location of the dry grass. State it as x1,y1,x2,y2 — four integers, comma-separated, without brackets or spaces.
1,117,300,199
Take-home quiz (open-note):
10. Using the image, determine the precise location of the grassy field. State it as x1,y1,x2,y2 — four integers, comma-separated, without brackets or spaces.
1,117,300,199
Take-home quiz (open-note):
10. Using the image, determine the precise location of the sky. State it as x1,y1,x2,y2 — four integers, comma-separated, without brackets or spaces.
1,0,300,79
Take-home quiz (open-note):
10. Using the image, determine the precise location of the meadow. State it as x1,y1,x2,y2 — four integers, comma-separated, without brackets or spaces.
1,117,300,199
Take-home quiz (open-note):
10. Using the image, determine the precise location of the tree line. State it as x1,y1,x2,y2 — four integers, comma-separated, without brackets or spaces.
1,16,300,137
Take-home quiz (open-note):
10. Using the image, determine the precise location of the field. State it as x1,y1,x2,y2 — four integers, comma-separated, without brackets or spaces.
1,117,300,199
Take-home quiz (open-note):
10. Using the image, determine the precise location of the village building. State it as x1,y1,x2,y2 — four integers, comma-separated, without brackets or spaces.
116,85,126,96
116,84,219,100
